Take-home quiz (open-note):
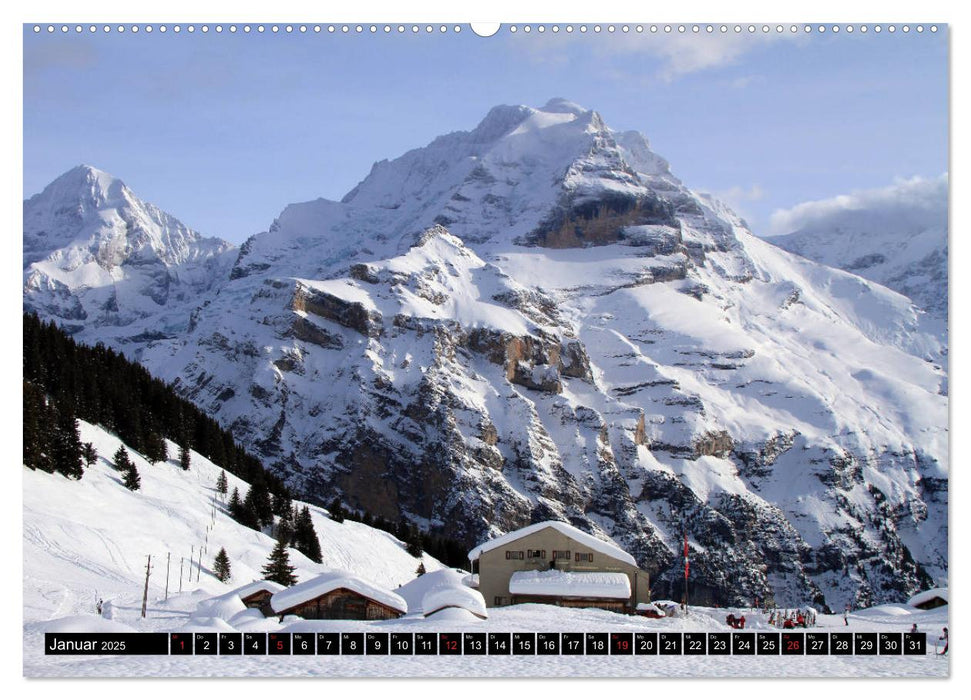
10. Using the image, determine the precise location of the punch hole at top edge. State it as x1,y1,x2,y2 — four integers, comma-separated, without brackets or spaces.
470,23,501,37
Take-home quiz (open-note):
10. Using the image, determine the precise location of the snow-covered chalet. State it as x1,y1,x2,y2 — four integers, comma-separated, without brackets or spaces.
468,520,650,612
270,571,407,620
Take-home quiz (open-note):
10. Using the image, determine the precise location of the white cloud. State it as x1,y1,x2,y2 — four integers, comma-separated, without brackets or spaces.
768,174,948,236
514,29,800,82
716,184,765,203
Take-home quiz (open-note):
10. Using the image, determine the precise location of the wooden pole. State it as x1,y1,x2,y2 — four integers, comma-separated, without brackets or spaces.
179,556,184,593
164,552,171,601
141,555,152,618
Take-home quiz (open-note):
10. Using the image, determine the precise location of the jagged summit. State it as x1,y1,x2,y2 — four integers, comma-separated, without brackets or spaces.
23,164,237,345
254,99,687,270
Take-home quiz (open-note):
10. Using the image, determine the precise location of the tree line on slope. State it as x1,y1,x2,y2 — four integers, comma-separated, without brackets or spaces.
23,312,286,497
22,312,470,569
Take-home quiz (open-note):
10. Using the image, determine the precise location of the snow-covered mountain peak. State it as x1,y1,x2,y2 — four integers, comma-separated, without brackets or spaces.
540,97,590,115
46,164,128,209
295,100,689,255
23,165,237,345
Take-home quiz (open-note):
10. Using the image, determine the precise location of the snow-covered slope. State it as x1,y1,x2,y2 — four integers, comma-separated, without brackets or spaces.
23,420,443,626
23,165,237,351
768,175,948,322
26,102,948,611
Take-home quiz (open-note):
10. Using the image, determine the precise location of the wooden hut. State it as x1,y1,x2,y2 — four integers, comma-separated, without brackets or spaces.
229,580,286,616
907,588,948,610
271,572,407,620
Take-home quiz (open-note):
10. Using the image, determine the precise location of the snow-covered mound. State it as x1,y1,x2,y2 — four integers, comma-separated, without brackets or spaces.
422,607,484,623
395,568,471,614
41,615,136,633
194,593,246,621
179,616,237,633
421,583,487,619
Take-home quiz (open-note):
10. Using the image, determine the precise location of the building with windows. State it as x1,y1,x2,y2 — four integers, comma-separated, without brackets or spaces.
270,571,407,620
467,520,650,611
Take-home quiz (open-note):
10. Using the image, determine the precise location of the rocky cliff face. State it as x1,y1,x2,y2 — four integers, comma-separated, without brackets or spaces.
25,103,948,610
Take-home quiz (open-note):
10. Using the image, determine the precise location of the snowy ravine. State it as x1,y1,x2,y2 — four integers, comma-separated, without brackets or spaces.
22,423,948,678
23,100,948,610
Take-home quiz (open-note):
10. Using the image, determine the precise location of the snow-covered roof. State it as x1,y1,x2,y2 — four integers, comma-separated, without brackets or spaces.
271,571,407,614
468,520,636,566
508,570,631,599
395,568,470,613
229,580,285,601
907,587,948,608
196,594,246,621
422,584,488,619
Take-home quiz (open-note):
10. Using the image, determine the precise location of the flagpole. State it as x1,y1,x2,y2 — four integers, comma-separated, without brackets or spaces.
683,530,689,617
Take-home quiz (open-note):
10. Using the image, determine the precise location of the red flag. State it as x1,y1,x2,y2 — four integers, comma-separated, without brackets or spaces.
683,532,689,578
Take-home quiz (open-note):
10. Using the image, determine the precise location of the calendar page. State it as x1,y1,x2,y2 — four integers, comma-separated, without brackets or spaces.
22,18,949,679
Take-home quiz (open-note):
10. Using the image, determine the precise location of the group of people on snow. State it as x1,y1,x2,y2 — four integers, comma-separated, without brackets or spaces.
725,613,746,629
768,608,816,628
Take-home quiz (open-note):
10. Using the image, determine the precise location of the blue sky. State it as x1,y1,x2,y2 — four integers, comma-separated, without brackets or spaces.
23,24,948,243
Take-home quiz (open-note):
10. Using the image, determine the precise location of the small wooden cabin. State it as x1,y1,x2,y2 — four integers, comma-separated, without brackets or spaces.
908,588,948,611
229,581,285,617
270,572,407,620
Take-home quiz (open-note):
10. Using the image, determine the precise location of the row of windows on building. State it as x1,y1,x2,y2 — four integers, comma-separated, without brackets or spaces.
505,549,594,562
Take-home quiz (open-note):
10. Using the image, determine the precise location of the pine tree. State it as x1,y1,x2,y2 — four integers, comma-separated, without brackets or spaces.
179,443,191,471
228,486,242,517
406,534,424,558
272,491,293,517
292,506,323,563
81,442,98,467
245,483,274,528
143,430,167,464
23,381,53,472
213,547,232,583
216,470,229,495
328,497,345,523
415,561,426,577
52,405,84,479
123,460,141,491
261,540,297,586
113,445,133,472
276,515,294,545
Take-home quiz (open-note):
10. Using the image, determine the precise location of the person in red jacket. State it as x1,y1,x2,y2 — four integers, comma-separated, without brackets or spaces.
739,615,746,629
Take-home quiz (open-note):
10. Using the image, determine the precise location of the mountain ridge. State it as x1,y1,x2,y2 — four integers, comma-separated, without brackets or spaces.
24,101,948,609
